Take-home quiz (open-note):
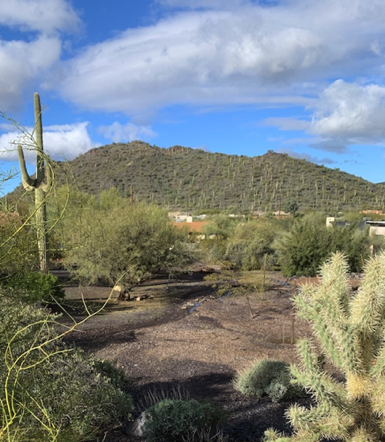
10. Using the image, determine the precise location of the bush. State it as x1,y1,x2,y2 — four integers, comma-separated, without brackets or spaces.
224,220,278,270
277,213,370,276
143,398,225,442
60,191,194,289
234,359,303,403
0,213,38,276
2,271,65,303
0,292,133,441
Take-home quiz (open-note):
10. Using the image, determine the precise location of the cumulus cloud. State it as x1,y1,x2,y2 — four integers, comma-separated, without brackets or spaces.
265,79,385,152
98,121,157,143
0,122,95,162
58,0,385,117
0,0,81,111
310,80,385,142
0,0,81,34
0,36,62,110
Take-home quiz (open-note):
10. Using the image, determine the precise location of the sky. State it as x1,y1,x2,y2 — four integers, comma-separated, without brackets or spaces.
1,0,385,193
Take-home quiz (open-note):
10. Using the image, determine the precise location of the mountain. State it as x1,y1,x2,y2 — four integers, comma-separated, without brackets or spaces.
52,141,385,212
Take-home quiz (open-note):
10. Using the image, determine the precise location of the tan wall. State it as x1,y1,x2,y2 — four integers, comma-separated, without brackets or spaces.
369,226,385,236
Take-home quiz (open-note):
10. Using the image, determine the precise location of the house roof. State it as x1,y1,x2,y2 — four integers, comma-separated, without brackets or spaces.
172,221,210,232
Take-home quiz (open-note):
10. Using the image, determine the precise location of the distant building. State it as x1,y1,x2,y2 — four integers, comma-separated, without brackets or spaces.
366,220,385,236
168,211,192,223
273,211,290,217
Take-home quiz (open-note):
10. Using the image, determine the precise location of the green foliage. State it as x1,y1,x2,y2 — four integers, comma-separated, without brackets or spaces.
2,271,65,303
277,213,370,276
60,189,194,288
285,201,299,216
234,359,303,403
265,252,385,441
41,141,385,212
0,212,38,276
224,219,279,270
0,291,133,441
143,399,225,442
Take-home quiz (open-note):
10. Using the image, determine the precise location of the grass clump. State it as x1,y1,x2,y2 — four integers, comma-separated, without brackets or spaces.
234,359,303,403
143,398,226,442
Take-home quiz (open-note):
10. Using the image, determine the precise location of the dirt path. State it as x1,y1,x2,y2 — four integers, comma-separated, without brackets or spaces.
62,272,314,441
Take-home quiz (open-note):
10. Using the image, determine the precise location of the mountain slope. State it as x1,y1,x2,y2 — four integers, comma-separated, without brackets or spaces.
57,141,385,212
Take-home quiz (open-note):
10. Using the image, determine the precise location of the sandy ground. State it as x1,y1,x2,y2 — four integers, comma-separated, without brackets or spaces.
60,271,339,441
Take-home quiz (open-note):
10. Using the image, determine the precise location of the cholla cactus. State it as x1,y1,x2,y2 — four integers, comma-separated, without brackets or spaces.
265,251,385,441
17,93,51,273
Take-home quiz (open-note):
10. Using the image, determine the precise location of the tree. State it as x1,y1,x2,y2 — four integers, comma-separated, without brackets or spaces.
265,252,385,441
60,189,193,291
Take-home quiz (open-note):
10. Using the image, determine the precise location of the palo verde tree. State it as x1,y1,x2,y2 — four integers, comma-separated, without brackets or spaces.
17,93,52,273
59,188,194,292
265,251,385,441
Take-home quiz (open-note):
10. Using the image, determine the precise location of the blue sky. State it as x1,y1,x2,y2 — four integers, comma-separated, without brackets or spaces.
2,0,385,193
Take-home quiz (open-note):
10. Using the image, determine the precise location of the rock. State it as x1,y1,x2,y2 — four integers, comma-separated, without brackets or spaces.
124,411,147,436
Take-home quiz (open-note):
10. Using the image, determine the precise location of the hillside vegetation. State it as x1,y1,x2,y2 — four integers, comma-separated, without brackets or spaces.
15,141,385,212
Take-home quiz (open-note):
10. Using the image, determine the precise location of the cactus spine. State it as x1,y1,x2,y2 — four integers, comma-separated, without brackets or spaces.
17,93,51,273
265,251,385,441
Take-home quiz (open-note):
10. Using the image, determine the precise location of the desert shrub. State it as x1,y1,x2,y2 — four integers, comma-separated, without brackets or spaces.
234,359,303,403
277,213,370,276
94,358,131,390
224,219,279,270
0,213,38,276
1,270,65,303
0,292,133,441
143,398,226,442
199,215,240,264
60,189,194,289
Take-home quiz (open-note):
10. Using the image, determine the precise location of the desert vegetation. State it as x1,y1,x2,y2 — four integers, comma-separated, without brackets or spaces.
3,94,385,441
9,141,385,213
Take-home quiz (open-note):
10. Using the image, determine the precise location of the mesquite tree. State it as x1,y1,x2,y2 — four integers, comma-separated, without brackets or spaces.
265,251,385,441
17,93,51,273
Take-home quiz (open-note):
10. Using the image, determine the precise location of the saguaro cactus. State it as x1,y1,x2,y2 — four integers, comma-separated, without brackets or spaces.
17,93,51,273
265,251,385,441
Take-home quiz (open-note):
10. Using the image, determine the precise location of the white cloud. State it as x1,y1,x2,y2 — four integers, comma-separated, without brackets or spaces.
98,121,157,143
0,0,81,34
0,122,95,162
0,36,62,110
310,80,385,142
157,0,246,9
58,0,385,117
0,0,81,111
265,80,385,152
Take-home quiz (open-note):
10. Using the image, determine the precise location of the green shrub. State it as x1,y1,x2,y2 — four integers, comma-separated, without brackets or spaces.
143,398,225,442
2,271,65,303
0,292,133,441
234,359,303,402
224,220,278,271
60,194,194,289
277,213,370,277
